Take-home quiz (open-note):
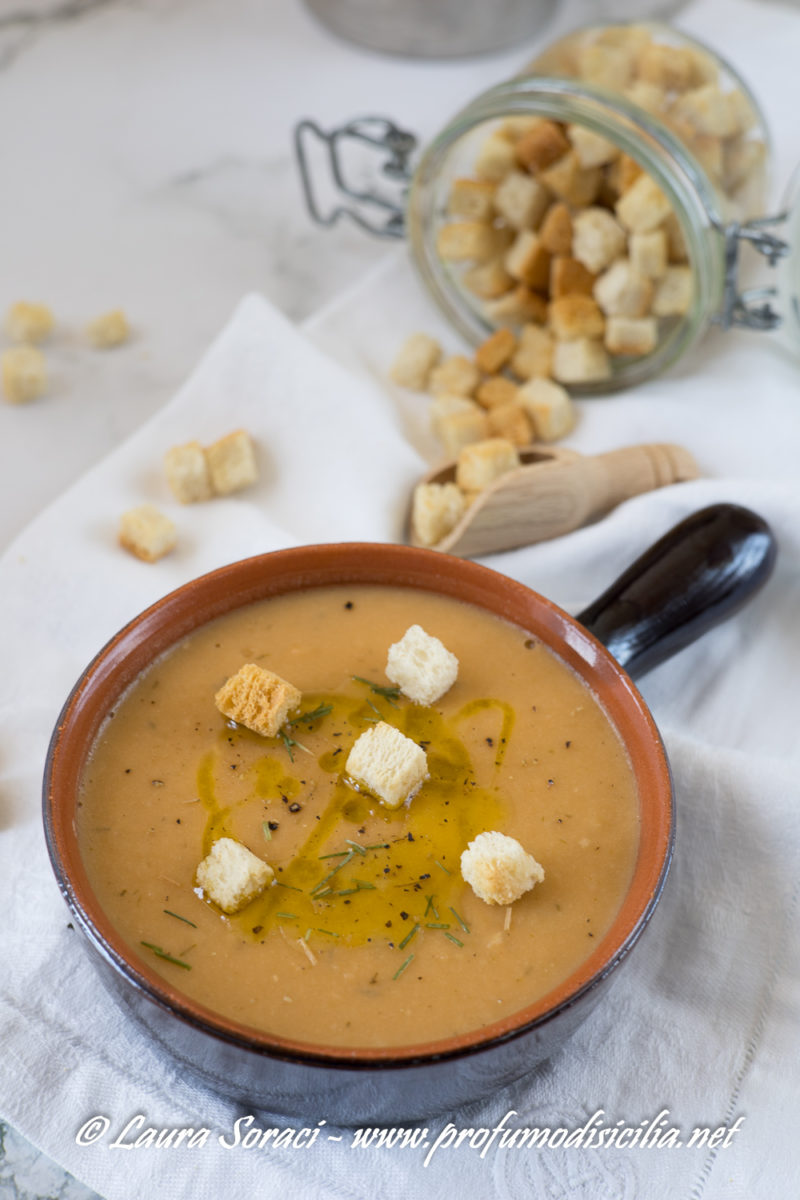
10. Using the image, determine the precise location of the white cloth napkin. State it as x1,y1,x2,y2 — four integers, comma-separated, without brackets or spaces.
3,2,800,1196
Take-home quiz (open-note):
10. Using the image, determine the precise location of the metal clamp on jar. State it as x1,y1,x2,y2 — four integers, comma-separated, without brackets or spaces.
295,22,799,392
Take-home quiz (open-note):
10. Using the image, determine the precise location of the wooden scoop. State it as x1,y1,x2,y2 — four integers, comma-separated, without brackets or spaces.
410,443,699,558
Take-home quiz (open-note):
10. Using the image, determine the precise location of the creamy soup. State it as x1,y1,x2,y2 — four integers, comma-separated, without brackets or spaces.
77,585,639,1049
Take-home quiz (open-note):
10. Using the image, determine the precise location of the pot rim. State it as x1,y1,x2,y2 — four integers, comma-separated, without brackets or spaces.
43,541,674,1070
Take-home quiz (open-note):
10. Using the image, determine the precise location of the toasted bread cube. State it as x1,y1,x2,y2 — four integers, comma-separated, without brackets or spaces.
456,437,519,492
572,207,626,275
515,120,570,173
206,429,257,496
517,377,575,441
539,202,573,257
552,338,610,385
164,440,214,504
686,46,719,88
504,230,551,291
594,259,654,318
636,43,693,92
386,624,459,706
475,376,519,410
196,837,273,914
550,256,596,299
509,322,553,380
390,333,442,390
723,138,766,194
690,133,724,185
447,177,496,221
461,830,544,905
487,401,533,446
500,115,545,142
549,295,605,341
652,266,693,317
672,84,739,138
119,505,177,563
540,151,601,208
725,90,758,138
434,402,490,457
624,79,667,117
463,258,515,300
87,309,130,348
605,152,644,196
594,23,652,55
605,316,659,356
411,482,466,548
475,328,516,374
577,41,635,90
493,171,549,232
475,132,517,181
429,355,481,398
346,721,428,809
567,124,619,169
437,221,507,264
663,211,689,263
629,229,668,279
5,301,54,344
615,174,673,234
1,344,47,404
215,663,301,737
484,286,548,328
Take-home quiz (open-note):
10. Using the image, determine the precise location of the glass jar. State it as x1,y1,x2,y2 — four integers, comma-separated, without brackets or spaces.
405,22,791,393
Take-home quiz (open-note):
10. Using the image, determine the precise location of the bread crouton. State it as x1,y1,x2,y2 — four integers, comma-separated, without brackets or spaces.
5,301,54,344
437,221,509,263
548,294,605,341
594,259,654,318
550,256,596,299
214,663,301,737
474,132,517,181
475,375,519,410
346,721,428,809
652,266,693,317
538,202,573,257
475,328,516,374
484,286,548,328
636,42,693,92
514,119,570,173
164,440,214,504
571,207,626,274
119,505,177,563
1,344,47,404
517,377,575,441
463,259,515,300
672,84,741,138
493,171,549,231
447,177,496,221
411,482,466,548
604,316,659,356
552,338,610,385
386,624,459,705
509,323,553,380
486,401,533,446
539,150,601,208
87,309,130,348
615,174,673,234
390,333,442,390
429,355,481,398
629,229,668,279
567,124,619,169
205,429,258,496
433,403,491,458
455,438,519,492
196,837,273,914
504,230,551,291
461,830,544,905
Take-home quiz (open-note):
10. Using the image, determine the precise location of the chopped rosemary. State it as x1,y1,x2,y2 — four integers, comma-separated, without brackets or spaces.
449,906,470,933
444,932,464,948
352,676,401,705
393,953,414,980
315,928,340,937
289,702,333,727
275,911,298,919
318,849,351,860
275,881,303,892
424,894,439,919
336,888,358,896
435,859,451,875
398,923,420,951
425,922,450,930
140,941,192,970
345,839,367,856
163,910,197,928
364,842,390,850
278,726,311,762
354,880,375,890
365,698,383,719
312,851,354,893
262,821,272,841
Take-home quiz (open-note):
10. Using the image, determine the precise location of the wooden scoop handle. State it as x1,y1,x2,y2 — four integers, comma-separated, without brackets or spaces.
437,443,699,558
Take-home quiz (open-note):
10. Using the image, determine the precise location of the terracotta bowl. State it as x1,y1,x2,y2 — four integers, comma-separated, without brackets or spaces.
43,505,774,1123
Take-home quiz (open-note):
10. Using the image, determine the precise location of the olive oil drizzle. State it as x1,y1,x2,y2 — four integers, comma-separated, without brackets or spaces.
196,686,508,948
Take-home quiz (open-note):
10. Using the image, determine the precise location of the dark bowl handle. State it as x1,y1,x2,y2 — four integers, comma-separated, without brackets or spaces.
575,504,777,680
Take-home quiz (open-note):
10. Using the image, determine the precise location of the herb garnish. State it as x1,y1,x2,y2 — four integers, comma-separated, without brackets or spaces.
279,702,333,760
141,941,192,970
398,923,419,951
393,953,414,980
352,676,401,706
163,910,197,928
448,907,470,933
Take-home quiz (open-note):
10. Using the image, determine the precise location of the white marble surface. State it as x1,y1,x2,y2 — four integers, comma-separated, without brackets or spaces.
1,1,797,1196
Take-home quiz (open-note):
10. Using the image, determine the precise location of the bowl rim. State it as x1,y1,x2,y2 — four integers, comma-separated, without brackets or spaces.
43,541,674,1069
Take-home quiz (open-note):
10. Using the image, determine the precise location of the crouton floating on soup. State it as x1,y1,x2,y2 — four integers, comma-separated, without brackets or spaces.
214,663,301,737
345,721,428,809
385,624,459,705
461,830,545,906
196,837,274,914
